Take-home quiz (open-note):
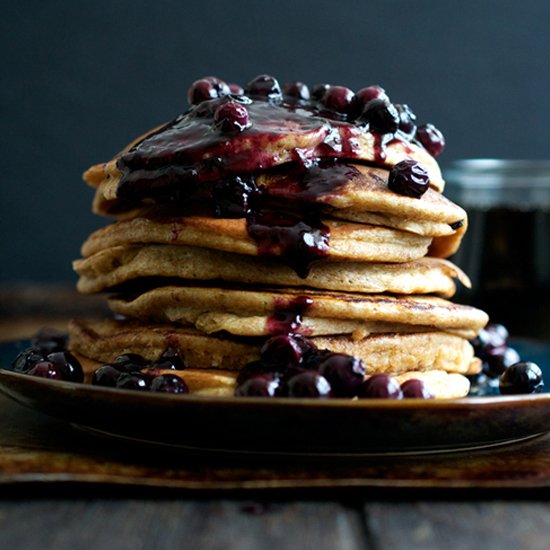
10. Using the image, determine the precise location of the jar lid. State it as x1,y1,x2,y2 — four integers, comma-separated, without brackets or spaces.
444,159,550,209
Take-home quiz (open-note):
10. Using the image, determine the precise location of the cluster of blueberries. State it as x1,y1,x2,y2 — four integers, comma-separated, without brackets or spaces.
234,334,433,399
11,329,189,394
186,74,445,158
470,323,544,394
11,323,544,397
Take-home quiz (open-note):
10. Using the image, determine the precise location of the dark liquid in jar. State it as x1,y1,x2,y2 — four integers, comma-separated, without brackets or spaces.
454,208,550,338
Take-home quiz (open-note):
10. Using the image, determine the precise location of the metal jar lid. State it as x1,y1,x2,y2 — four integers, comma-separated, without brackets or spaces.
444,159,550,209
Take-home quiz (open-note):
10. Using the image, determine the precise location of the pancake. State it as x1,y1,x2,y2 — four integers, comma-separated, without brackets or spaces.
79,215,432,266
74,243,469,297
68,318,480,376
84,96,445,216
107,286,488,338
74,352,470,399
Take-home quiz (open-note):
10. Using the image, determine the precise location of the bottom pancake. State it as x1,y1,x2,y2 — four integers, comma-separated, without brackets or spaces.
68,318,480,377
74,350,471,399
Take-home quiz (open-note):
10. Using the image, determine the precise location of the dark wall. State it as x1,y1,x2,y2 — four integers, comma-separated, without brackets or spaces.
2,0,550,282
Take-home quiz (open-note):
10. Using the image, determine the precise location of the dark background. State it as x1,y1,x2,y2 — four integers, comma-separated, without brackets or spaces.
2,0,550,283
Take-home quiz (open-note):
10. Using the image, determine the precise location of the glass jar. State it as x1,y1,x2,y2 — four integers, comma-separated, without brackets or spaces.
445,159,550,339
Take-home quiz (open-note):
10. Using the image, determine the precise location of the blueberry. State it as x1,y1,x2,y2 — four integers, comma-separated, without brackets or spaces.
499,362,544,394
395,104,417,137
46,351,84,383
12,347,45,374
317,352,365,397
360,98,400,134
319,85,354,116
245,74,282,100
187,76,230,105
301,347,332,370
214,101,250,133
153,346,186,371
286,371,331,398
31,327,67,354
150,374,189,394
212,175,257,217
358,374,403,399
310,83,330,101
401,379,434,399
91,364,122,387
114,353,149,372
350,85,388,119
282,81,310,101
115,373,151,391
416,123,445,157
236,360,271,386
28,361,65,380
471,323,509,358
235,373,281,397
482,346,521,378
388,159,430,198
228,83,244,95
260,334,312,371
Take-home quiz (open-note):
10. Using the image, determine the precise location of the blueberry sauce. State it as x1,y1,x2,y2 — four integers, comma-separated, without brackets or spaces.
265,296,314,334
247,207,329,278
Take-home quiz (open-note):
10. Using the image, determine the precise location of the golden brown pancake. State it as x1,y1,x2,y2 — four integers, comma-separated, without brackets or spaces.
68,318,480,376
78,215,432,269
74,243,469,297
74,352,470,399
106,285,488,339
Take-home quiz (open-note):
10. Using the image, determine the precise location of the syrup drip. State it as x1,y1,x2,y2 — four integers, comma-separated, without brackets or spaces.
246,206,329,279
266,296,314,335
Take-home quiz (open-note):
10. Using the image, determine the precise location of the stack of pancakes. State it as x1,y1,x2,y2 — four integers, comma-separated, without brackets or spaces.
69,78,488,398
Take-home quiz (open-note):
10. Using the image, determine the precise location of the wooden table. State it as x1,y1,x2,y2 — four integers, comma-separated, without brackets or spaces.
1,285,549,549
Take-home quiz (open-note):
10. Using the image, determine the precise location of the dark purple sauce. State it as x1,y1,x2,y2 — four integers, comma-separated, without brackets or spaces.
264,161,361,205
266,296,314,334
115,97,393,200
246,206,329,278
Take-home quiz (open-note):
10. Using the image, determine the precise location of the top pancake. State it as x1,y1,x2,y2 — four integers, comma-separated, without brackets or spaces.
84,97,445,215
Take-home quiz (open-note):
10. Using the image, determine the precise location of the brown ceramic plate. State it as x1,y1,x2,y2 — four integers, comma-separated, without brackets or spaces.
1,339,549,455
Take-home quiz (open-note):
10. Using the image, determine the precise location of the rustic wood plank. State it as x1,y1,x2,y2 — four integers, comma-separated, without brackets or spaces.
363,501,550,550
0,500,367,550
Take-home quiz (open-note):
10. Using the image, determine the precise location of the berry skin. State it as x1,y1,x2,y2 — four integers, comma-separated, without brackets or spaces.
282,82,310,101
395,104,417,137
260,334,312,371
317,353,365,397
113,353,149,372
499,362,544,394
46,351,84,383
319,86,354,116
310,83,330,101
360,99,400,134
228,83,244,95
12,347,45,374
91,365,122,387
471,323,510,359
187,77,230,105
214,101,250,133
115,373,151,391
388,159,430,198
482,346,521,378
416,123,445,157
350,86,389,119
245,74,282,100
358,374,403,399
28,361,65,380
150,374,189,394
235,373,281,397
286,371,331,398
401,379,434,399
153,347,186,371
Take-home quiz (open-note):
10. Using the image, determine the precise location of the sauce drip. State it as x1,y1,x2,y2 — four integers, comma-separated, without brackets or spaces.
266,296,314,334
